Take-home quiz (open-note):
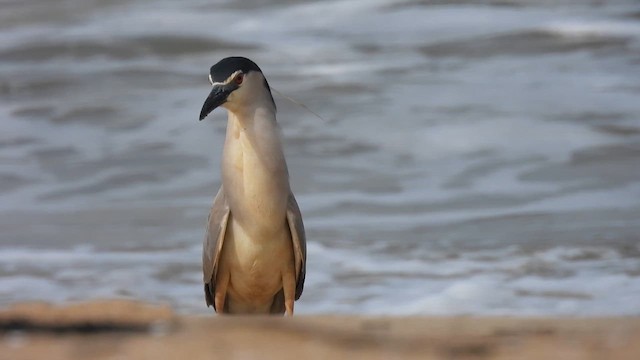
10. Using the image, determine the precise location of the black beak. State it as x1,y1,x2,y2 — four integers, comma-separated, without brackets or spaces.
199,83,237,121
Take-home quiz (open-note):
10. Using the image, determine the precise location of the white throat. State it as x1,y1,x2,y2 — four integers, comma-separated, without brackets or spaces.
221,102,290,235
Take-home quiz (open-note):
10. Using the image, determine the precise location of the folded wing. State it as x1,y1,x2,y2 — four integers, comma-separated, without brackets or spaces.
286,193,307,300
203,187,230,309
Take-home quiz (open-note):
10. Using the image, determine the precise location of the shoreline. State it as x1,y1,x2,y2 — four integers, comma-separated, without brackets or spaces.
2,300,639,359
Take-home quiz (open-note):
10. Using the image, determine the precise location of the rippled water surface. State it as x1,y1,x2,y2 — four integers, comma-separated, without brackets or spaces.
1,0,640,315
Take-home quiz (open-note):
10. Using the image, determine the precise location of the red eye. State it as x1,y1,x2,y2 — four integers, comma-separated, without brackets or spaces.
235,74,244,85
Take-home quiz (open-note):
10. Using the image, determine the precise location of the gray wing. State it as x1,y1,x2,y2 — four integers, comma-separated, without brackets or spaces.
286,192,307,300
203,186,230,309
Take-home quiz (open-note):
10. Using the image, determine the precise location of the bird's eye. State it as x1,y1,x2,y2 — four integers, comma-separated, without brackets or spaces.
235,74,244,85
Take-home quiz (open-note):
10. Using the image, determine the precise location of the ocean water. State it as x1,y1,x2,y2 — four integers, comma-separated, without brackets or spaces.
1,0,640,315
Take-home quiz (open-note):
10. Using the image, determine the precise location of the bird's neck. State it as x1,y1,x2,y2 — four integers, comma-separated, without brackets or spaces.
221,105,290,232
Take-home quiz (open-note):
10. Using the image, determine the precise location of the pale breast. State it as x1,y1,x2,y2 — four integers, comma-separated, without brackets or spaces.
222,127,289,233
222,218,294,303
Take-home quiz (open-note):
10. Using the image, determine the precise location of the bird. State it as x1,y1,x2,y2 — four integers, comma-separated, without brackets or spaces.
199,57,306,315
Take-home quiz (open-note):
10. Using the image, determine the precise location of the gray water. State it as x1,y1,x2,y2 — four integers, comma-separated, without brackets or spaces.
1,0,640,315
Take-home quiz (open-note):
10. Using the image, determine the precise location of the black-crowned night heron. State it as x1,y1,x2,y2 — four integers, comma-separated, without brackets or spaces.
199,57,306,315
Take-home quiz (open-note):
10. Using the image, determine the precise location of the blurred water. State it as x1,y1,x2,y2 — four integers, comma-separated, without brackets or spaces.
1,0,640,315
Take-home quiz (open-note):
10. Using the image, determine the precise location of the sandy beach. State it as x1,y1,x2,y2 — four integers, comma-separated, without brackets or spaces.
2,300,639,360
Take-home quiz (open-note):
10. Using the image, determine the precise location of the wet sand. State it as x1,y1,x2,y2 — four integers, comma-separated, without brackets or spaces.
2,301,639,360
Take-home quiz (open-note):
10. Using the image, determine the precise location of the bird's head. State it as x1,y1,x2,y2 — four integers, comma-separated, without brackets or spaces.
199,56,276,120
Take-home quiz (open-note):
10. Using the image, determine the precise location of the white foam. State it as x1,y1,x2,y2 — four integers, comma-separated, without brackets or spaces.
2,1,640,316
544,19,640,38
0,241,639,316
